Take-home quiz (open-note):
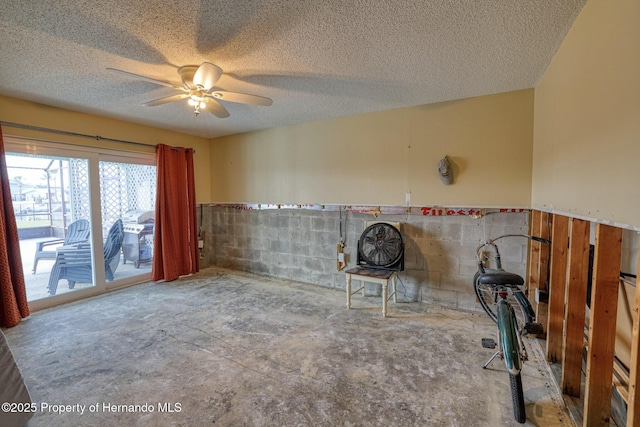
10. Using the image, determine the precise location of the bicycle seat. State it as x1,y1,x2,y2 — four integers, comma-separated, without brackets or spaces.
478,271,524,287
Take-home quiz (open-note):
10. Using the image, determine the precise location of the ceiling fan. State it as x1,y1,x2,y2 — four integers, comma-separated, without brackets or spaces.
107,62,272,118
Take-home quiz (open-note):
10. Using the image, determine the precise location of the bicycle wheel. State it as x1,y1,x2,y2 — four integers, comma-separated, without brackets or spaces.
474,272,497,324
509,372,526,424
474,272,532,330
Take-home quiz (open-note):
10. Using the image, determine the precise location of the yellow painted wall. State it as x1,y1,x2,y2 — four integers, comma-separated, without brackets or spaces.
532,0,640,229
0,96,211,203
210,89,534,207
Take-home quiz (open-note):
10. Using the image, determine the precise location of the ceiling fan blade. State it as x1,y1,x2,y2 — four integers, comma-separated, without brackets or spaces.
143,94,189,106
204,98,230,118
210,91,273,106
107,68,184,91
193,62,223,91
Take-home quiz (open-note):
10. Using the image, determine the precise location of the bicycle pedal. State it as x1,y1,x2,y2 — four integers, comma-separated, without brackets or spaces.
482,338,496,349
523,322,544,335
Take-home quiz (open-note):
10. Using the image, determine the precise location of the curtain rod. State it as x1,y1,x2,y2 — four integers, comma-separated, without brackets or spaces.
1,121,155,149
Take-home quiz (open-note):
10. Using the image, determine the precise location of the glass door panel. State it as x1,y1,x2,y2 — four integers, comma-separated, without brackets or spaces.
99,160,156,285
7,153,95,301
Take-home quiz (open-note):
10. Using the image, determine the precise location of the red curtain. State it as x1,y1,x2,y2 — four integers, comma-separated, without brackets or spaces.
0,127,29,327
152,144,199,281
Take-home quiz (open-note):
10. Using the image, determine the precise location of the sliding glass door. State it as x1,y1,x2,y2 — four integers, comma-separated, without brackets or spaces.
99,157,156,288
5,138,155,308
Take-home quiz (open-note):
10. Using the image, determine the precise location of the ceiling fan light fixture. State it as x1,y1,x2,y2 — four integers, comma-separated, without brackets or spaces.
108,61,270,120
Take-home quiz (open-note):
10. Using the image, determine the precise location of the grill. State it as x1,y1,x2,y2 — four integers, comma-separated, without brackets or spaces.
122,211,154,268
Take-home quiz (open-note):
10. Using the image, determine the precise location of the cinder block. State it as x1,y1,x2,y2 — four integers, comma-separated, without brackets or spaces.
260,251,276,266
500,262,527,280
210,225,223,238
403,223,425,239
362,281,382,297
438,273,472,294
227,247,243,260
441,223,462,241
319,242,335,259
270,215,290,229
269,239,289,254
400,269,429,292
286,267,311,284
395,278,420,302
303,256,324,272
292,241,312,257
244,249,262,262
493,212,529,226
311,217,326,231
319,257,336,273
403,252,424,270
248,236,268,251
499,244,524,263
250,262,270,275
461,223,489,243
459,256,480,276
425,255,459,275
457,293,483,314
414,237,444,257
291,228,311,243
421,287,458,309
233,211,248,225
325,217,339,233
506,224,531,235
422,219,443,238
308,272,336,288
298,215,312,231
229,258,250,272
269,265,288,279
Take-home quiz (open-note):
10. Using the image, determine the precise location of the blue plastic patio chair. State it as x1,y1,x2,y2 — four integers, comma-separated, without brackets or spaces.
32,219,90,273
47,219,124,296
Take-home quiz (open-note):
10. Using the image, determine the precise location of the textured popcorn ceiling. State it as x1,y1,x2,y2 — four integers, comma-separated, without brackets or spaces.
0,0,586,139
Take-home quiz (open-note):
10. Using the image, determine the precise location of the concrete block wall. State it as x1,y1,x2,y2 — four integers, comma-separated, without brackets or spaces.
199,205,529,314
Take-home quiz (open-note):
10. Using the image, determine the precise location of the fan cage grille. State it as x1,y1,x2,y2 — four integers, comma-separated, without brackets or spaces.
357,222,404,271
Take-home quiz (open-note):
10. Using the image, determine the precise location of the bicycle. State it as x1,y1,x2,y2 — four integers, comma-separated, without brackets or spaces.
473,234,548,424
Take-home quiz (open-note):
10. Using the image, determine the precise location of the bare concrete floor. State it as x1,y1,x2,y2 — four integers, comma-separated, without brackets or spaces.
4,267,575,426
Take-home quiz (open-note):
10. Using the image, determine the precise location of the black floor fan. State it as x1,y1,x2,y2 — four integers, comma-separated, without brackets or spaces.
357,222,404,271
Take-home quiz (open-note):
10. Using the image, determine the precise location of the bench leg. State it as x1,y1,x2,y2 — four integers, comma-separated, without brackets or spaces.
382,282,388,317
346,274,351,309
392,274,397,303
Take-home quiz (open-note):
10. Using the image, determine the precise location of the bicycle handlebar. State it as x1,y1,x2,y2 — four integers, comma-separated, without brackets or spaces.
476,234,550,273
